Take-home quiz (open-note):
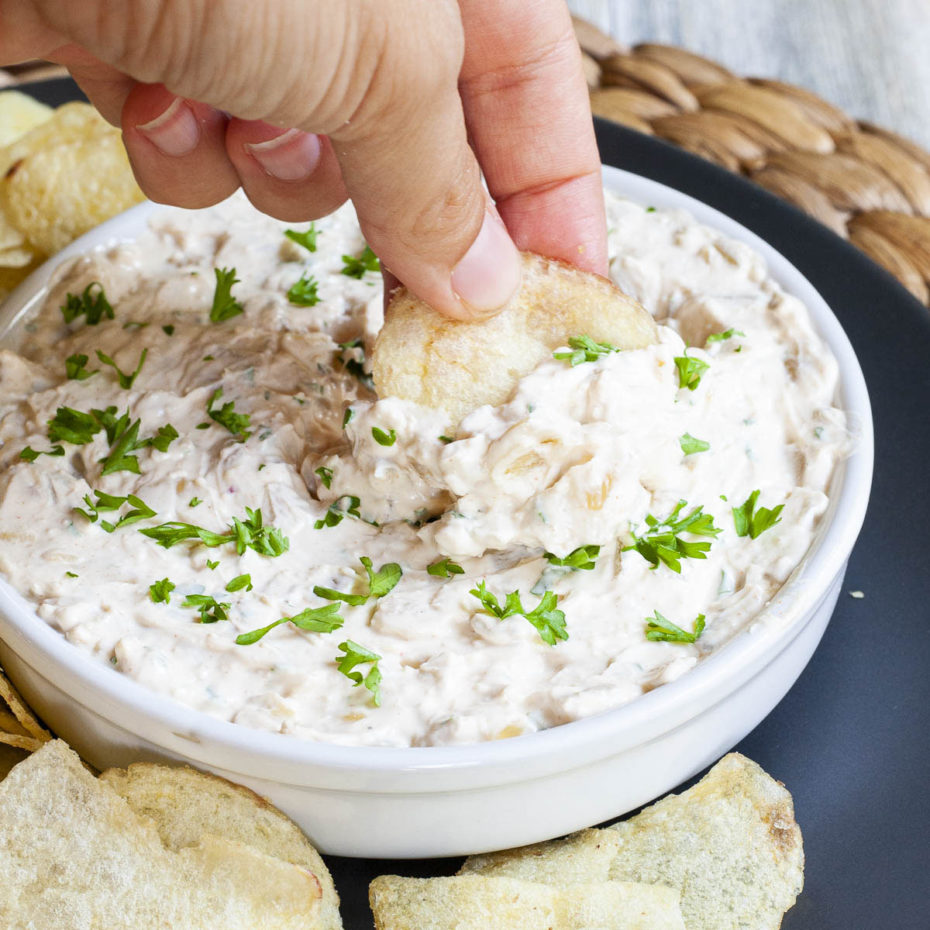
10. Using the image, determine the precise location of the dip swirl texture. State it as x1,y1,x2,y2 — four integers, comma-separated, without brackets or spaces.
0,192,849,747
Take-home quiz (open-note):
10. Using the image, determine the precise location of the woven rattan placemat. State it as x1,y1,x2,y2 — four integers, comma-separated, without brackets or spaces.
4,22,930,307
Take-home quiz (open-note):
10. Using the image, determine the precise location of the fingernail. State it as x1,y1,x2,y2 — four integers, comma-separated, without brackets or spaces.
136,97,201,157
245,129,322,181
451,211,521,315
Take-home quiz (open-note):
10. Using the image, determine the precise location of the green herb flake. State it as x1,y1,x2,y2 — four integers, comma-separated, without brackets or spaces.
188,496,202,508
95,348,147,390
340,245,380,279
60,282,114,326
335,640,382,705
75,491,156,533
644,610,706,644
623,500,722,573
544,544,600,571
438,435,454,444
314,466,333,489
225,573,253,593
342,407,355,428
209,267,244,323
679,433,710,455
314,495,361,530
285,274,319,307
183,593,230,624
206,560,219,570
732,489,784,539
149,577,176,604
284,225,318,253
470,581,568,646
705,328,745,345
65,353,98,381
140,507,288,557
162,324,175,336
20,445,64,462
65,571,79,578
47,406,103,445
236,602,344,646
371,426,396,447
674,354,710,391
553,335,620,367
206,388,252,441
427,558,464,578
314,556,401,606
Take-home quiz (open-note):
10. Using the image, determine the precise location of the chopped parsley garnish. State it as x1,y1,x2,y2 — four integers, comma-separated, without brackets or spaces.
470,581,568,646
149,578,175,604
679,433,710,455
438,435,454,444
371,426,396,447
206,388,252,441
314,494,362,529
183,593,230,624
644,610,706,644
65,353,98,381
140,506,289,557
674,353,710,391
342,407,355,428
209,267,244,323
287,274,320,307
705,328,745,345
427,558,464,578
47,406,103,444
623,500,722,573
544,544,600,571
95,348,147,389
207,560,219,570
189,496,203,508
95,410,178,476
236,603,344,645
74,490,156,533
732,489,784,539
553,335,619,367
335,640,382,705
225,573,253,593
19,445,64,462
340,245,380,278
65,571,78,578
284,225,318,253
314,466,333,489
61,282,113,326
162,324,175,336
314,557,401,606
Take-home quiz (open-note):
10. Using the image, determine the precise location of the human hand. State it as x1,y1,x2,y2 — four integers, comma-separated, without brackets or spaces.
1,0,606,319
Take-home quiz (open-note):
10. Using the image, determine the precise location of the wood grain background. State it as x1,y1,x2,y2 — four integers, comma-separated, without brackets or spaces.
568,0,930,148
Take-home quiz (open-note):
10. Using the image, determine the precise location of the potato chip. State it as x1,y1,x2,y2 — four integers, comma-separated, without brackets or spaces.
0,205,25,251
369,875,684,930
0,665,51,741
373,252,658,425
0,102,144,255
102,761,342,930
606,753,804,930
0,90,53,147
0,741,327,929
460,828,623,884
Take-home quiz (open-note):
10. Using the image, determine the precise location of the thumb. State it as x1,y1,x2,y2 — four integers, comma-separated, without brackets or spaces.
28,0,521,319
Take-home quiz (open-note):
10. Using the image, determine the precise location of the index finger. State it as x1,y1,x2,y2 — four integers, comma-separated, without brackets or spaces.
457,0,607,275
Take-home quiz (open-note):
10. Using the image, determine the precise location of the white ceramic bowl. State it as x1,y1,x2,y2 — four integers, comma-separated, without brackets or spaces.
0,167,872,858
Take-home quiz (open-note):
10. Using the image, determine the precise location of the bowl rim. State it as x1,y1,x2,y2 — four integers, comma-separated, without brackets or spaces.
0,165,874,784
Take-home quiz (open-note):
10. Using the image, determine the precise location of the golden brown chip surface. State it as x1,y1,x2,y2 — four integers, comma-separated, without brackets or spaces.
373,252,658,426
0,666,51,741
370,875,684,930
606,753,804,930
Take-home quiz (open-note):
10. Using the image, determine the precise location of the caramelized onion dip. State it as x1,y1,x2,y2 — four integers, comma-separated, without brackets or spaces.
0,192,850,747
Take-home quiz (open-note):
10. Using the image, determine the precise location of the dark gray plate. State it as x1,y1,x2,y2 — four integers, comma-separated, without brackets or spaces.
17,80,930,929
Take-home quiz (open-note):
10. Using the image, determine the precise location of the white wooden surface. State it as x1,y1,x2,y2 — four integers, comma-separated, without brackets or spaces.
568,0,930,148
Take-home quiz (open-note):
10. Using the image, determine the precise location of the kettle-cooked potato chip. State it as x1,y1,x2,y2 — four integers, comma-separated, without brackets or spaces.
0,102,144,256
372,252,658,426
0,90,53,148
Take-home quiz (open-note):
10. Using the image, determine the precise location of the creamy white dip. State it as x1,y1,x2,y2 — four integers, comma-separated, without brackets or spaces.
0,192,849,747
